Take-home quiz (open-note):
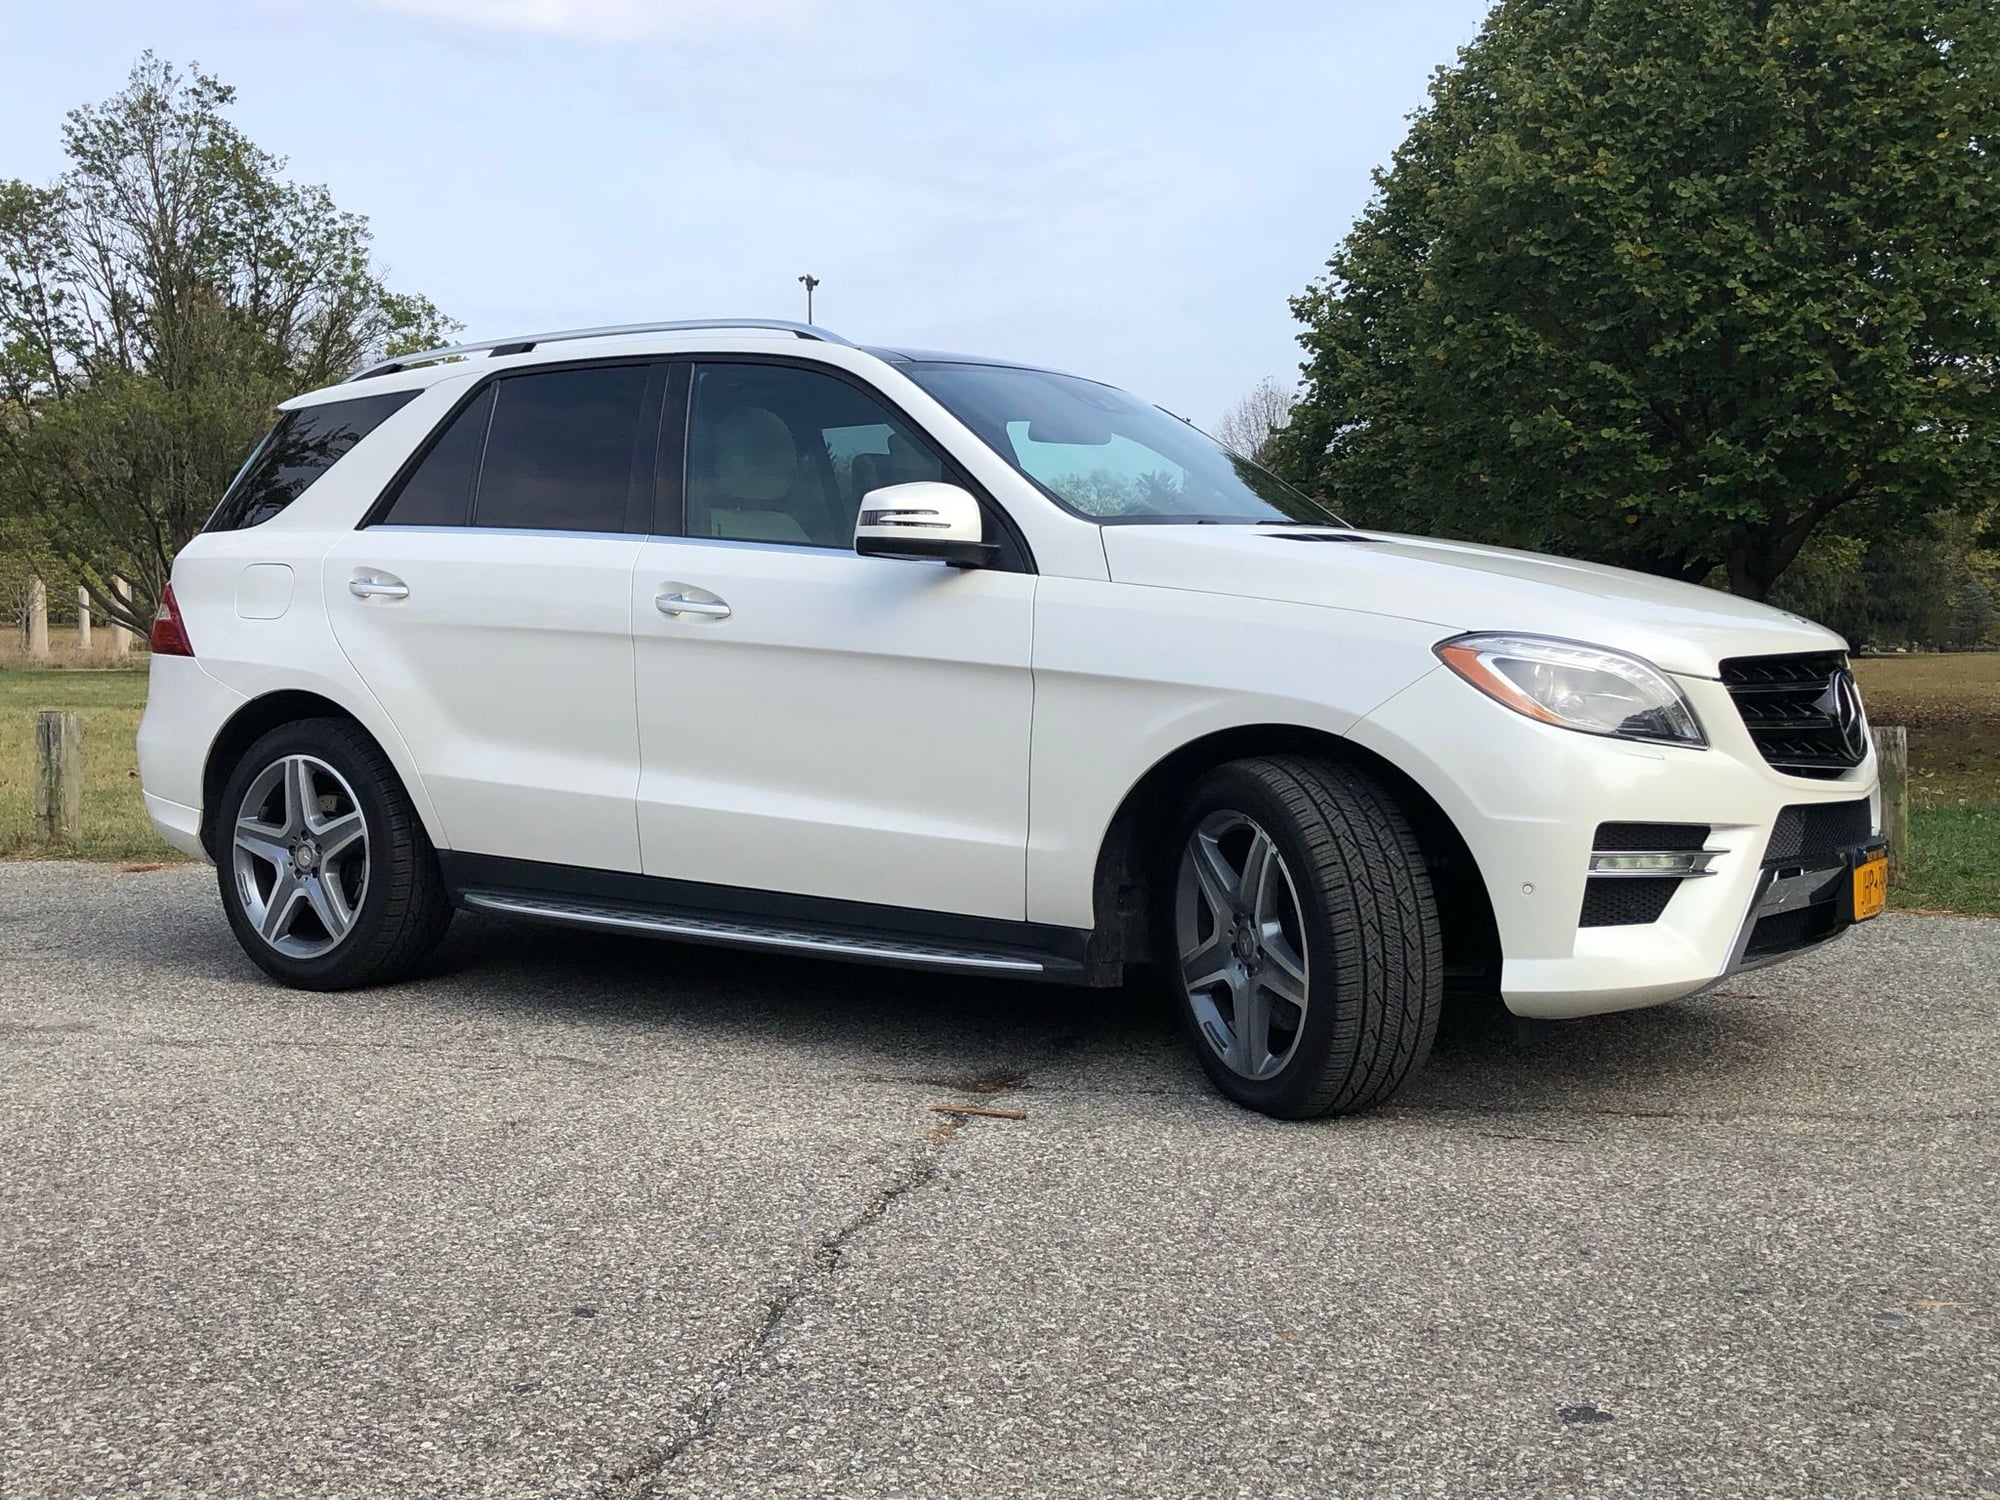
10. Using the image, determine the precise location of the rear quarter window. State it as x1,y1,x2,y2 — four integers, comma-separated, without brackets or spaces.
206,391,417,532
370,364,656,533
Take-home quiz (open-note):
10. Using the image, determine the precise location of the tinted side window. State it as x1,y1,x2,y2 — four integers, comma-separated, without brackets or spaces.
379,387,493,526
686,364,945,548
206,391,416,531
475,366,652,533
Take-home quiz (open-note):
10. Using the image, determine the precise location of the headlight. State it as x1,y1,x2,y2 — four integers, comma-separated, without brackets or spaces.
1434,633,1706,747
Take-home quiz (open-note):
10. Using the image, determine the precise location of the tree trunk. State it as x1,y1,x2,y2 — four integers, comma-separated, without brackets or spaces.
1724,505,1834,602
1724,539,1778,601
76,587,93,652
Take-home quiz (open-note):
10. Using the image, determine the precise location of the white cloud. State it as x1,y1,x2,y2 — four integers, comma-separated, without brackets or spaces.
239,0,1491,419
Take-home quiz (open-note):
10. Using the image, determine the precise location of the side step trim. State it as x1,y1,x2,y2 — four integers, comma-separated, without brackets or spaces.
460,890,1048,974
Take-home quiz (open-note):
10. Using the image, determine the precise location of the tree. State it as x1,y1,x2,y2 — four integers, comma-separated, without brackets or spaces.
1273,0,2000,600
0,56,452,636
1771,508,2000,649
1216,377,1294,465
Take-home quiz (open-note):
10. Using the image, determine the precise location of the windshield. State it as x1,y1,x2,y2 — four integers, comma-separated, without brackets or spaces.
900,362,1342,525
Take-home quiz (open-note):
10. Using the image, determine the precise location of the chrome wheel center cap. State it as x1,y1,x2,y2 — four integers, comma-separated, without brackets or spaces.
1232,922,1259,965
293,842,318,873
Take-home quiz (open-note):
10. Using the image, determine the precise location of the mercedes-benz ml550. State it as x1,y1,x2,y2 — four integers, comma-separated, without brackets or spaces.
137,318,1887,1118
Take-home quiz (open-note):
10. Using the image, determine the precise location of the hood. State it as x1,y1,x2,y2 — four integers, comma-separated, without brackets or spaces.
1098,526,1845,679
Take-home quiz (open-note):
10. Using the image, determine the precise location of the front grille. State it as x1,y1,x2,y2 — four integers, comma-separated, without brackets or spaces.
1763,800,1873,868
1580,878,1681,927
1720,651,1868,778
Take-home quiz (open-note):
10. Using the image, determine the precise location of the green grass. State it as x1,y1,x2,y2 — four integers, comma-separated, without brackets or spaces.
1896,804,2000,917
0,665,185,863
0,658,1994,913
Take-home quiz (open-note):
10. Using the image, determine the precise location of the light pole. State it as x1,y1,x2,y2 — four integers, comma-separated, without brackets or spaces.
797,274,820,324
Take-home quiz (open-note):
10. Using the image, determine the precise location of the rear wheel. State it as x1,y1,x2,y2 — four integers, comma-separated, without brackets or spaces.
216,718,452,989
1166,755,1442,1118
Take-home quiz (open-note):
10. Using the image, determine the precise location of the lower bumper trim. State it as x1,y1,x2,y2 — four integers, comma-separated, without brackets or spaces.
1719,839,1886,978
142,792,208,861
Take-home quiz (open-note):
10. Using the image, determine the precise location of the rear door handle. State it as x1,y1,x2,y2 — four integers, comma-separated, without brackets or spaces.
655,591,730,620
349,575,409,601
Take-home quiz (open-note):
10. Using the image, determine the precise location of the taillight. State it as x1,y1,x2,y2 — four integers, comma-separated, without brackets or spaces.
150,583,195,657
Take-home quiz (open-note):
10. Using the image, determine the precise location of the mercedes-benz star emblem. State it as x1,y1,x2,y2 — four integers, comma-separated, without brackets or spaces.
1812,668,1869,762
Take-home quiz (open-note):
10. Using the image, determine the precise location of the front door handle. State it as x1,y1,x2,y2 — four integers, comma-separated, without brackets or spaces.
655,591,731,620
349,575,409,601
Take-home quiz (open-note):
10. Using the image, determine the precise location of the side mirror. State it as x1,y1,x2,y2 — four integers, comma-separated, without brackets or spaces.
853,482,998,568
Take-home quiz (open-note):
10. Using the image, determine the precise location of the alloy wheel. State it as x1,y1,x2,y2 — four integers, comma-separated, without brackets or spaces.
1175,810,1311,1081
231,754,370,959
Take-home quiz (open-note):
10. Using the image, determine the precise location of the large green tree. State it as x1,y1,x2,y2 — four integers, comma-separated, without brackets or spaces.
1274,0,2000,600
0,56,451,636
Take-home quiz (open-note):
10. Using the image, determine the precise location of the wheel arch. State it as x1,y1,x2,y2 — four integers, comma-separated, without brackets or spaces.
1085,724,1500,986
199,690,442,859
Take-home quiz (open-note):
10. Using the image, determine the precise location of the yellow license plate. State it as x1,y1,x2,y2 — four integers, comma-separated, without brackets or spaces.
1853,854,1889,922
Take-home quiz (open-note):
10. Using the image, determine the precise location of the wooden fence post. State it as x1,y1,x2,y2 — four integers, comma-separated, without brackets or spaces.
1872,725,1909,882
26,575,49,661
34,710,83,844
76,586,92,653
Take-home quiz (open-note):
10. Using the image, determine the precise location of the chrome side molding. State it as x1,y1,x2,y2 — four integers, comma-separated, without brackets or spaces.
459,890,1046,974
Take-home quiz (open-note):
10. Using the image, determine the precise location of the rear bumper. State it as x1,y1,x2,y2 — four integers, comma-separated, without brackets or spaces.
143,793,207,860
136,655,246,861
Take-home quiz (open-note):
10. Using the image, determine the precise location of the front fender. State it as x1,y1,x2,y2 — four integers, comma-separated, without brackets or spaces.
1026,578,1444,927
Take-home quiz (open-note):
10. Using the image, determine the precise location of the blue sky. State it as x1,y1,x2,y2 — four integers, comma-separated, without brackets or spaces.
2,0,1493,424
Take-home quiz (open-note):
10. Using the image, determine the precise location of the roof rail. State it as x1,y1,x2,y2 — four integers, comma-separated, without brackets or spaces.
349,318,853,381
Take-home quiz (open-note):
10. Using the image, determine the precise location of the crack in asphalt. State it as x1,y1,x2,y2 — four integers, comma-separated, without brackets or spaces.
590,1110,972,1500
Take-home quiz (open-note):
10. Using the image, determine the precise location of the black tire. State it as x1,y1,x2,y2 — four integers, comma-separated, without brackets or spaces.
215,717,453,990
1163,755,1442,1118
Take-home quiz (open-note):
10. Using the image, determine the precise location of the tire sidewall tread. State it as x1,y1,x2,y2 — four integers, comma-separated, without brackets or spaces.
1165,753,1443,1118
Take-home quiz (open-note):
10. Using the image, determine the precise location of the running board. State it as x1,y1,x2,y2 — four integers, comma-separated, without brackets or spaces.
459,890,1052,975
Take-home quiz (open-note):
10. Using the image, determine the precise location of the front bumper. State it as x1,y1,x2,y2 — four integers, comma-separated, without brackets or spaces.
1727,837,1889,974
1351,667,1881,1019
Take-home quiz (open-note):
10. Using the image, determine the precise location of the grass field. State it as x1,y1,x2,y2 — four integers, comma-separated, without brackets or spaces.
1851,653,1999,915
2,653,1995,910
0,663,179,863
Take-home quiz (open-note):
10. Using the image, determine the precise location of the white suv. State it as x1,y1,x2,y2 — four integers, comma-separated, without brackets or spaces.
137,319,1887,1117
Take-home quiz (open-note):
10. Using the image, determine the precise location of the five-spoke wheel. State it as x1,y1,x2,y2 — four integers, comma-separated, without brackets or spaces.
231,754,370,958
215,719,452,989
1176,811,1311,1082
1165,755,1443,1117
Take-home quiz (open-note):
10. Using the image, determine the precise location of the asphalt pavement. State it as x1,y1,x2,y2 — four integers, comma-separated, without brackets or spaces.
2,861,1995,1498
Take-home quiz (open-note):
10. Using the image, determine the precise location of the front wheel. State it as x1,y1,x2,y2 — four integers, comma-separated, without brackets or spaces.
1166,755,1442,1118
215,718,453,990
